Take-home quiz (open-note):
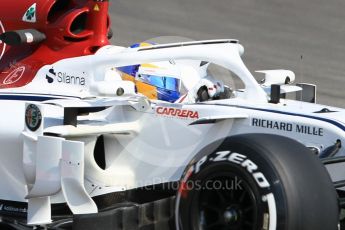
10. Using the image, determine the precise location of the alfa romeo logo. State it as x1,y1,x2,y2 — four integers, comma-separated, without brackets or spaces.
25,104,42,131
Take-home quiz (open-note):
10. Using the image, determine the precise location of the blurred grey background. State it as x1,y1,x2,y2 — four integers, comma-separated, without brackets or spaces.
109,0,345,107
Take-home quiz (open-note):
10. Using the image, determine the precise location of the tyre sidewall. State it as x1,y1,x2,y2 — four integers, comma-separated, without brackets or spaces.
176,141,287,230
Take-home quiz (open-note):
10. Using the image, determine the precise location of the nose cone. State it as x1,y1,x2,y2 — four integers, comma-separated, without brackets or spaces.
0,0,110,51
0,0,55,30
0,0,111,89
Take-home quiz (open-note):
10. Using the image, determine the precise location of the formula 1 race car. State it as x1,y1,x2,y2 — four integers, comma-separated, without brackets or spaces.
0,0,344,230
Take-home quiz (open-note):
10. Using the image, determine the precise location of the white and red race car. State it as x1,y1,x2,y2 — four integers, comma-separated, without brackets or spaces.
0,0,343,229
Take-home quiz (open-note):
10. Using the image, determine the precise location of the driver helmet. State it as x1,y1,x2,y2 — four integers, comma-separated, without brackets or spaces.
117,43,182,102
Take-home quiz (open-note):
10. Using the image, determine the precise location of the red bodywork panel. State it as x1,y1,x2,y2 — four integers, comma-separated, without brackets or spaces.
0,0,110,89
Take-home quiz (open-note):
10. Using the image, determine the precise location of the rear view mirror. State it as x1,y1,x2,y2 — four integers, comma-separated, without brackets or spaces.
296,83,316,103
257,69,295,86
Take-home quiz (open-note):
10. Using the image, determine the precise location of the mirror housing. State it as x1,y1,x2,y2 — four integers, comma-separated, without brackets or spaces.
257,69,295,86
92,81,135,96
296,83,316,103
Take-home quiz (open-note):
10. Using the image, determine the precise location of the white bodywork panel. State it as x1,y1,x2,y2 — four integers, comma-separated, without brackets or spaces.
0,40,345,224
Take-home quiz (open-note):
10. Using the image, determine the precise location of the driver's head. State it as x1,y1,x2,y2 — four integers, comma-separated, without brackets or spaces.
117,43,182,102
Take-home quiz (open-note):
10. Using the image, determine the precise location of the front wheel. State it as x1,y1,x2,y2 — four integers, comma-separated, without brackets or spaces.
175,134,339,230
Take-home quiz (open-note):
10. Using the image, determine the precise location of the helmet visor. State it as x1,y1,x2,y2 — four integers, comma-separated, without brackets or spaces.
138,74,180,92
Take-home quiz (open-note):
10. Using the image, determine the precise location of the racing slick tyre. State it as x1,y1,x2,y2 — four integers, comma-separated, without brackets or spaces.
175,134,339,230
